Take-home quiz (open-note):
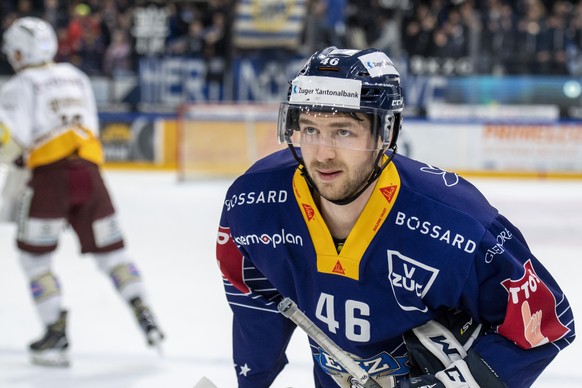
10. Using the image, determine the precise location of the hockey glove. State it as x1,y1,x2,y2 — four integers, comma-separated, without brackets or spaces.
0,123,23,165
398,309,507,388
397,359,480,388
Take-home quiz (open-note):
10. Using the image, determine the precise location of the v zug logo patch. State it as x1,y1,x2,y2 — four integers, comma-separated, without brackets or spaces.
387,250,439,312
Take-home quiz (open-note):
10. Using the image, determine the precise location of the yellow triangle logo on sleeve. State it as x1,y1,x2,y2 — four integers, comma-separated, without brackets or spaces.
293,159,401,281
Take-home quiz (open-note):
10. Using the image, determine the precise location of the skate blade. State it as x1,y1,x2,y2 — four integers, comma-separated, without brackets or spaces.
30,349,70,367
147,329,164,356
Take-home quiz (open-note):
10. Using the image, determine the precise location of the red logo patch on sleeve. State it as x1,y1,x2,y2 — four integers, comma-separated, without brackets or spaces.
302,203,315,221
216,226,250,294
379,185,398,203
498,260,569,349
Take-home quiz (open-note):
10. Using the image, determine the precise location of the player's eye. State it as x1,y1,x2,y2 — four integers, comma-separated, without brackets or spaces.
303,127,318,135
337,128,352,138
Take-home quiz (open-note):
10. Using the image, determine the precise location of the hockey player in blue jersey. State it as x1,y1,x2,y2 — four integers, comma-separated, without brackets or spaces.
215,47,575,387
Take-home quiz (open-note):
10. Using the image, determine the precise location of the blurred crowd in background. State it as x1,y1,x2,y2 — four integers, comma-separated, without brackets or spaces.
2,0,582,77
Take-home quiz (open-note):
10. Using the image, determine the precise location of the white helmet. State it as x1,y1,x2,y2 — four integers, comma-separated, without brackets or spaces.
2,17,57,71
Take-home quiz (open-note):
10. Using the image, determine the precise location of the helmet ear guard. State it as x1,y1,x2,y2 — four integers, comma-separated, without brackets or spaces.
381,111,402,150
277,103,293,144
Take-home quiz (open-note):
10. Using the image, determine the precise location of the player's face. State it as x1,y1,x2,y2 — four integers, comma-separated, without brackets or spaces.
298,112,379,202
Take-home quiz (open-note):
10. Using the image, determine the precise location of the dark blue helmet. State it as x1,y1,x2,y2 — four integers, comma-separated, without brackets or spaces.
277,46,404,150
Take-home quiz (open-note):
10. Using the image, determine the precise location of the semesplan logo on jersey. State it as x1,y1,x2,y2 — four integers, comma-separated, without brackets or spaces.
233,229,304,249
290,76,362,108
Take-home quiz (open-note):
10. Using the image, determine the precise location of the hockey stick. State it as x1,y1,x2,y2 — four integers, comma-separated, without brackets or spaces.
278,297,394,388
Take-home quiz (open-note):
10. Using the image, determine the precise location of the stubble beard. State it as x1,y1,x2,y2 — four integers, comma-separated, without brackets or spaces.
309,159,374,203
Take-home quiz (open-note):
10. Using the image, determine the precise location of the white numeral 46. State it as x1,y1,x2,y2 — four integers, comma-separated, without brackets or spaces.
315,293,370,342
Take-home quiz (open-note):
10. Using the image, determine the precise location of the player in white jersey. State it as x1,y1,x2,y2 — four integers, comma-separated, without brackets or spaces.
0,17,164,367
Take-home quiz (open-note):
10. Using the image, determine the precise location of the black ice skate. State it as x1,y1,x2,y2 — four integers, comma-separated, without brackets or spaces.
29,310,70,367
130,297,164,351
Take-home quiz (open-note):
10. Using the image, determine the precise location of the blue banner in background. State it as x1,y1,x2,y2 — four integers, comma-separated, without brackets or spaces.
139,58,215,105
135,56,582,119
231,53,305,102
138,54,305,105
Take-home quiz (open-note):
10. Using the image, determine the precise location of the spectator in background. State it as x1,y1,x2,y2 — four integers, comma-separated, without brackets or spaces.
165,2,188,46
66,3,90,60
370,11,402,58
165,18,206,57
101,0,123,29
302,0,324,54
11,0,38,17
344,0,387,50
315,0,347,48
568,0,582,74
42,0,68,29
515,0,549,74
429,7,469,58
206,0,231,24
327,0,347,46
457,1,482,67
186,20,207,57
54,24,75,63
103,29,133,76
203,9,228,101
204,10,227,55
77,22,107,75
4,0,582,78
480,0,516,74
402,4,437,57
341,0,404,57
538,0,571,74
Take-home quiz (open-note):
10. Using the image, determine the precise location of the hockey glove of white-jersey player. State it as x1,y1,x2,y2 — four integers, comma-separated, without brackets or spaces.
0,123,29,222
0,123,23,165
397,309,507,388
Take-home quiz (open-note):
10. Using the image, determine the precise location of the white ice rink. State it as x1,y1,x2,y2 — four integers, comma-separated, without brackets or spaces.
0,169,580,388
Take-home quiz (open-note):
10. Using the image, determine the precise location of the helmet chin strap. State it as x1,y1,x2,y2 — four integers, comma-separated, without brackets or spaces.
287,142,397,206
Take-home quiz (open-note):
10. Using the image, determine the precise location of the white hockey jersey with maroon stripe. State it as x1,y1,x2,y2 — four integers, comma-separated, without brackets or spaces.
0,62,103,168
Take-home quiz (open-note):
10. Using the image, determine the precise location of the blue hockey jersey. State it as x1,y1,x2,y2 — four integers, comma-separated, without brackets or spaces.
216,148,575,387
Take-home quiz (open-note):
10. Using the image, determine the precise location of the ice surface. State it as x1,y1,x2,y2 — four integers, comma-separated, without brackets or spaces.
0,170,580,387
